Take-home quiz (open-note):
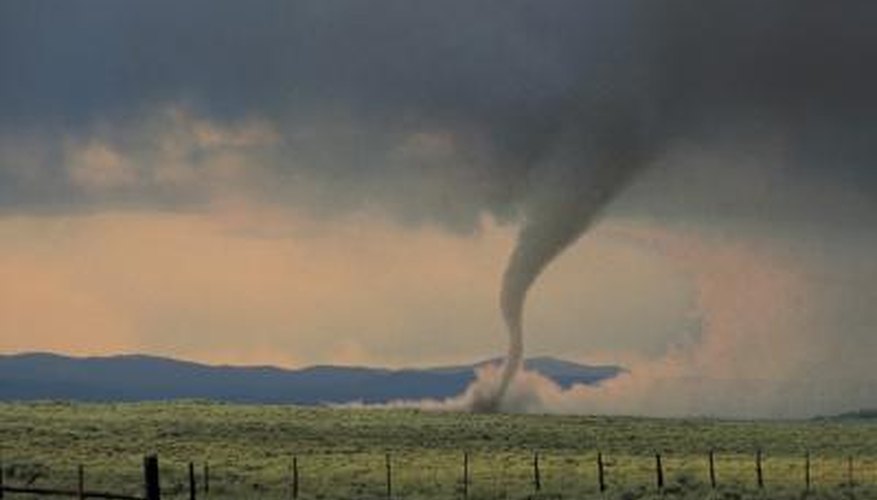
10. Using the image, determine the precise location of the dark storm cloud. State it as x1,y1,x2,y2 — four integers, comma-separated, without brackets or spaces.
0,0,875,224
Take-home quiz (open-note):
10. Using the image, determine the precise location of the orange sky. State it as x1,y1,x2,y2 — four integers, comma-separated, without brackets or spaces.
0,209,692,368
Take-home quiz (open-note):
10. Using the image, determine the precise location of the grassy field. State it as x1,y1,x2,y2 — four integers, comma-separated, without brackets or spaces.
1,402,876,499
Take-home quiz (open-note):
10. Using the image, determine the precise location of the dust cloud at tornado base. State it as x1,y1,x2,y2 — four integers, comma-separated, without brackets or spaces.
392,224,877,418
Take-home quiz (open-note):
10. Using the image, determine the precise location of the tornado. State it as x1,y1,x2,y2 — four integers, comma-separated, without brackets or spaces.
475,120,652,412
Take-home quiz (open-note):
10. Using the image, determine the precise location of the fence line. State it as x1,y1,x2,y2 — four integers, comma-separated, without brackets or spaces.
0,456,162,500
1,450,874,499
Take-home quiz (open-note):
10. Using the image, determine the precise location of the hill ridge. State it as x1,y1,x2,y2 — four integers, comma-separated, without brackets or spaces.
0,352,622,404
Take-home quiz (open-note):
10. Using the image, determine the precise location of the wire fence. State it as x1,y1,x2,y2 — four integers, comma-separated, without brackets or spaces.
3,450,877,499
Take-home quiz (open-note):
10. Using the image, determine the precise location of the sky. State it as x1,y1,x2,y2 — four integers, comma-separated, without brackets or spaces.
1,1,875,416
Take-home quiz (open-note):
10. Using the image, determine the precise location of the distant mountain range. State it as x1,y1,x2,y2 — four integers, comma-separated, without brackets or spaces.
0,353,622,404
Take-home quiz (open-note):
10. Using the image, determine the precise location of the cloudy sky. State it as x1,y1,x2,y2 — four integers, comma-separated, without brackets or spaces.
1,1,875,416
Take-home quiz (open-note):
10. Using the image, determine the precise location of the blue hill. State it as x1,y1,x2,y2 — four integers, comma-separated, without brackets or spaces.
0,352,622,404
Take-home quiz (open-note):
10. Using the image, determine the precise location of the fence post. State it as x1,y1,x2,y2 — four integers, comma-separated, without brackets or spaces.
1,457,5,499
203,462,209,494
385,453,392,500
292,455,299,499
755,449,764,489
708,449,717,490
77,464,85,500
188,462,196,500
533,452,541,493
597,452,606,493
804,451,810,493
462,452,469,499
655,453,664,492
144,455,161,500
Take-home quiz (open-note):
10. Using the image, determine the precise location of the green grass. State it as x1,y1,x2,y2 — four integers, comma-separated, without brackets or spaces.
1,402,876,499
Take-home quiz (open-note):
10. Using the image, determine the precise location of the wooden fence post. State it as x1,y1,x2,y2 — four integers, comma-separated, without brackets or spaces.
292,455,299,499
203,462,209,494
597,452,606,493
144,455,161,500
708,449,717,490
385,453,392,500
755,449,764,489
462,452,469,499
188,462,196,500
77,464,85,500
533,452,541,493
655,453,664,492
804,451,810,493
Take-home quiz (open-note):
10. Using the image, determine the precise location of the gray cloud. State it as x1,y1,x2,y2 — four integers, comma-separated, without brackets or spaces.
1,1,874,228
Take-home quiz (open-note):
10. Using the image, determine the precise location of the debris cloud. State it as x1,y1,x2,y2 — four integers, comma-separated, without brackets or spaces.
416,223,877,418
